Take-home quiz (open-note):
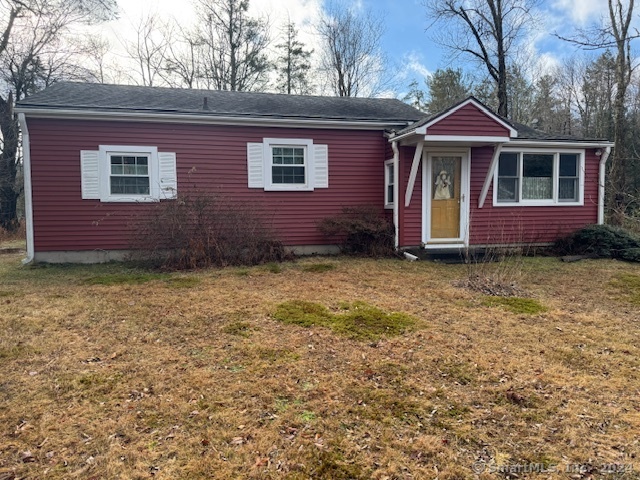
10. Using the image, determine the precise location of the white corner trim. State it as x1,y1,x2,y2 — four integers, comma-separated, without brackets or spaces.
404,140,424,207
478,143,504,208
17,113,34,264
391,141,399,249
598,146,611,224
420,98,518,138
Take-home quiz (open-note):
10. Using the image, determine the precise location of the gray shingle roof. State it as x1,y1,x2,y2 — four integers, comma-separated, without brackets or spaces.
16,82,425,125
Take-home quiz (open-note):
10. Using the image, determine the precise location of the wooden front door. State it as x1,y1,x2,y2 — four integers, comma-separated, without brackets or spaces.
430,156,462,240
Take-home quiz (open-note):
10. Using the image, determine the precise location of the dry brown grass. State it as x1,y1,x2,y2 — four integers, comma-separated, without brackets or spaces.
0,255,639,479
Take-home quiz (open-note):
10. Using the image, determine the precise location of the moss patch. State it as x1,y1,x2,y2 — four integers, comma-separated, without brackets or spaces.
272,300,418,340
610,273,640,305
85,272,168,285
301,263,336,273
482,296,547,314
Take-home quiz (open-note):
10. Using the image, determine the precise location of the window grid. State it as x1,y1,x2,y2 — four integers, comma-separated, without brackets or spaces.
109,154,150,195
271,146,306,185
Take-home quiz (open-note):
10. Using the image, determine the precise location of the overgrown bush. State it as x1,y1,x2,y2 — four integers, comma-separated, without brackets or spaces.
318,205,394,257
554,224,640,262
130,192,290,270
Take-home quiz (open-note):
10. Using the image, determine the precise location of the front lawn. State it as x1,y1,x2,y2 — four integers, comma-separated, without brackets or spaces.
0,254,639,479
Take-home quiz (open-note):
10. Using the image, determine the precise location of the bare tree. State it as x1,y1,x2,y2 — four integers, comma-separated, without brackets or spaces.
122,12,172,87
425,0,540,117
276,20,313,95
196,0,271,91
0,0,116,231
556,0,637,223
163,24,205,89
316,2,388,97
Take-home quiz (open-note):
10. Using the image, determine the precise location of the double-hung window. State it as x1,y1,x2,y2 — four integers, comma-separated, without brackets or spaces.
109,153,151,195
80,145,177,202
495,150,583,205
247,138,328,191
271,145,306,185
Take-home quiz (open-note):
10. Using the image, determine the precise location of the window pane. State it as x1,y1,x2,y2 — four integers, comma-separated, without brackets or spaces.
387,184,394,204
272,166,305,184
497,177,518,201
111,177,150,195
387,164,394,184
498,153,518,176
560,154,578,177
559,178,578,201
272,146,305,167
523,154,553,177
523,154,553,199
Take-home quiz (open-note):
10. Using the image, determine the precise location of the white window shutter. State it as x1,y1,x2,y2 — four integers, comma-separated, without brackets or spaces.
80,150,100,199
158,151,178,199
313,144,329,188
247,142,264,188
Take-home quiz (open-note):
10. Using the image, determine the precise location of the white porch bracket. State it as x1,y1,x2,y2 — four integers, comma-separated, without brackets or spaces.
404,140,424,207
478,143,504,208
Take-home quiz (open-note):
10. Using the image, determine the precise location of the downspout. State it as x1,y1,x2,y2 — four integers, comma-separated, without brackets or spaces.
17,113,34,264
598,146,611,225
392,140,399,249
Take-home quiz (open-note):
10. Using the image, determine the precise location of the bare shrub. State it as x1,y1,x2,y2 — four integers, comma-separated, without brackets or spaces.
0,220,25,244
318,205,394,257
457,218,534,296
130,192,290,269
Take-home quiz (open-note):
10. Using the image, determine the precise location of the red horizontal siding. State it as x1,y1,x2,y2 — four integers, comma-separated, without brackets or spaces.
399,146,422,246
468,146,599,245
427,103,510,137
28,119,388,251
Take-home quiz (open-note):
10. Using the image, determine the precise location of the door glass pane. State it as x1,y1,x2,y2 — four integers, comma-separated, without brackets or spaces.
432,157,457,200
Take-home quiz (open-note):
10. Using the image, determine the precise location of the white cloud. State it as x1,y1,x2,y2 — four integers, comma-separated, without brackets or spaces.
551,0,607,25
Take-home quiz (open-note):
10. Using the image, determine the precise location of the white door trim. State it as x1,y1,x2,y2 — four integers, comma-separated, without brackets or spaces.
422,149,471,247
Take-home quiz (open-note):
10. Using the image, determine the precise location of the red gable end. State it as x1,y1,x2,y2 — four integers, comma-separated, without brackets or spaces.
426,102,512,138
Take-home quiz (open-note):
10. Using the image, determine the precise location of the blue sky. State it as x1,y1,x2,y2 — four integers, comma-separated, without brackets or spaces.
111,0,615,93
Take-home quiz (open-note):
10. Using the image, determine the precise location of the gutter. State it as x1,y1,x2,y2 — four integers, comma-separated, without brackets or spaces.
598,146,612,225
15,107,414,131
17,113,34,264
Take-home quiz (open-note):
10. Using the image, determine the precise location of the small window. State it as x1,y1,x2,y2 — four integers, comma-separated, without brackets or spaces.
109,154,150,195
81,145,177,202
271,146,306,185
385,160,394,208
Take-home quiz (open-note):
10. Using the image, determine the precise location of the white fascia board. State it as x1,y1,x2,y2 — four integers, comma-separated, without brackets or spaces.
15,107,410,131
508,140,615,148
420,98,518,137
423,135,511,143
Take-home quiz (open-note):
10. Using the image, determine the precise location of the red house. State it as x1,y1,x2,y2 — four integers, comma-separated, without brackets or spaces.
16,83,613,263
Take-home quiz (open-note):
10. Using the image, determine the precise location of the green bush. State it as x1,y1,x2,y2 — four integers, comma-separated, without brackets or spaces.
554,224,640,262
318,205,394,257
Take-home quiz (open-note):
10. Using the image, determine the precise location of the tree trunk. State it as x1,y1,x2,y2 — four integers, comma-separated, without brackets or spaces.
0,92,20,232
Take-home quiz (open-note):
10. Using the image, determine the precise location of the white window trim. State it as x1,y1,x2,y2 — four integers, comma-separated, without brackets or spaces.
263,138,314,191
99,145,159,202
492,148,585,207
384,158,394,209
